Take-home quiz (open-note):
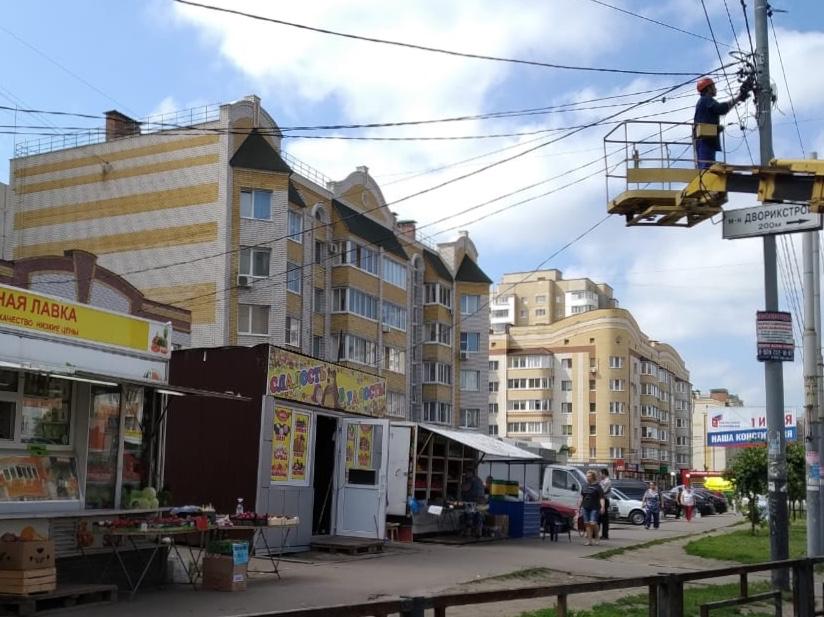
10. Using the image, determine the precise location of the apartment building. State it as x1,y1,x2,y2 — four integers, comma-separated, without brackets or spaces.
692,388,743,472
489,271,691,478
4,95,490,428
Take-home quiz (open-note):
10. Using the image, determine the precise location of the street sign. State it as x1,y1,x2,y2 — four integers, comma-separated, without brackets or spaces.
756,311,794,362
723,203,823,239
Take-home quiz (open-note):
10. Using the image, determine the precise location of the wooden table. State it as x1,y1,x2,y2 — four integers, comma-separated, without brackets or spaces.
213,520,299,579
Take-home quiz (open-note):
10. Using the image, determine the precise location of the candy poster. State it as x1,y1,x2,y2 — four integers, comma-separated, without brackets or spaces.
345,425,357,469
356,425,374,470
289,412,309,482
271,408,292,482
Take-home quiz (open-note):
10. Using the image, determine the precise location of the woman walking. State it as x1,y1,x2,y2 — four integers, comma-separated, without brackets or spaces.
681,486,696,522
642,482,661,529
577,470,605,546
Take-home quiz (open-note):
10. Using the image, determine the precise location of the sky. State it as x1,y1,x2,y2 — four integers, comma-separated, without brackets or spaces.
1,0,823,407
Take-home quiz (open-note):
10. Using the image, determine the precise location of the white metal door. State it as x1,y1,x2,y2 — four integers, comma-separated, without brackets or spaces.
335,418,389,538
387,425,411,516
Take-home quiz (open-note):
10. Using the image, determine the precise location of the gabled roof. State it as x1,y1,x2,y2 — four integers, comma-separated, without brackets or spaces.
288,181,306,208
455,255,492,284
332,200,407,260
229,129,291,173
424,249,453,281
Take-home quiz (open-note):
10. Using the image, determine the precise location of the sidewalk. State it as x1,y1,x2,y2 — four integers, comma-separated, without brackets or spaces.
80,514,743,617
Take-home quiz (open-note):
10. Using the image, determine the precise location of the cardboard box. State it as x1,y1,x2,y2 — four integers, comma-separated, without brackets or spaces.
0,541,55,571
0,567,56,594
202,555,247,592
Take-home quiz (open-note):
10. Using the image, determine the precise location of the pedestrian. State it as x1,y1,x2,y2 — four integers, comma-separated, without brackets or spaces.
642,482,661,529
599,468,612,540
577,470,605,546
681,486,696,522
674,486,683,519
694,76,751,169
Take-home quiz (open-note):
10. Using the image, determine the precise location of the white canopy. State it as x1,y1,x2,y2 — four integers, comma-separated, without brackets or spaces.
420,424,541,460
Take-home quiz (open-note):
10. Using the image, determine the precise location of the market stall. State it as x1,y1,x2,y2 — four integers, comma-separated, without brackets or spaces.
166,344,389,553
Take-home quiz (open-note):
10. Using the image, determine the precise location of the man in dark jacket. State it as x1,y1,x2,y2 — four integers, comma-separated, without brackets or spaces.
694,77,751,169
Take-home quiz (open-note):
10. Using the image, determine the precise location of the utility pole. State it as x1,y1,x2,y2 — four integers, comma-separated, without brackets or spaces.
804,226,821,557
754,0,789,588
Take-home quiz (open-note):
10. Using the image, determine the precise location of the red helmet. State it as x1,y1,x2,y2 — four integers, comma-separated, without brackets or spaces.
696,77,715,93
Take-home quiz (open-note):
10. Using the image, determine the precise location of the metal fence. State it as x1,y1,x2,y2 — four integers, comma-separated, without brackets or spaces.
228,557,823,617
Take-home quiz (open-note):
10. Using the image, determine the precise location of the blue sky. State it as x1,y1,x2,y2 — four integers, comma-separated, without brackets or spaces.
1,0,823,406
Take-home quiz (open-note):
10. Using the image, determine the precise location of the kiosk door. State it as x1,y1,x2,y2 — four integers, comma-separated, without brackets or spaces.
335,418,388,539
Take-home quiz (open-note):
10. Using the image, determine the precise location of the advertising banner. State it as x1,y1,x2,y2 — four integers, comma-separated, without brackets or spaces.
271,408,312,484
267,347,386,417
0,283,171,358
707,407,797,447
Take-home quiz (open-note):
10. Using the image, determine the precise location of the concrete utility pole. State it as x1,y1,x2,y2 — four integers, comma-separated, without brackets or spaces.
754,0,789,587
804,227,821,557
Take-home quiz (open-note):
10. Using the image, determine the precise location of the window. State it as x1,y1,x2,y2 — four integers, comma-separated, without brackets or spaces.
460,409,480,428
423,362,452,385
609,447,624,458
489,425,499,436
609,356,624,369
609,401,626,414
313,288,325,313
508,355,551,368
520,310,527,318
384,347,406,374
589,379,596,391
425,322,452,346
460,294,480,315
675,418,687,428
287,210,303,242
589,424,597,435
334,241,379,275
423,401,452,424
312,335,324,358
562,425,573,436
561,358,572,369
489,403,499,415
640,361,657,376
561,402,572,414
285,316,301,347
609,379,625,391
240,189,271,220
489,361,499,371
239,247,270,278
507,422,549,434
561,380,572,391
382,257,407,289
488,381,499,393
507,400,550,411
589,403,596,413
641,383,659,397
286,262,302,294
314,241,325,264
460,370,480,391
507,377,550,389
535,295,546,304
535,309,546,317
14,374,73,446
676,436,689,446
460,332,481,353
238,304,269,335
387,392,406,417
333,288,379,320
551,470,578,491
382,301,407,331
332,334,378,366
424,283,452,308
609,424,625,437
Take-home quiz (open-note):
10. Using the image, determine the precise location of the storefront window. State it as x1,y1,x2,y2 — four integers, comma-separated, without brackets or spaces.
345,424,383,486
21,375,72,446
120,387,147,507
86,387,121,509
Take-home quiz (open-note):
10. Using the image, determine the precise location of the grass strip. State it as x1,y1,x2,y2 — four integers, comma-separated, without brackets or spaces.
685,520,807,564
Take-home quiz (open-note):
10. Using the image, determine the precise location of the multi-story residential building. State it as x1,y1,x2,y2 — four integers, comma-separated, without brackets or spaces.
489,270,691,479
692,388,744,472
3,95,490,428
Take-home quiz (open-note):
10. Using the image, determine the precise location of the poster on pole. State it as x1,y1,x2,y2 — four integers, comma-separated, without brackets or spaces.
706,407,797,447
756,311,794,362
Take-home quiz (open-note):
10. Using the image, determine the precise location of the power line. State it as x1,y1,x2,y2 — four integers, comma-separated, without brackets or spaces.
174,0,714,77
768,12,805,155
740,0,756,55
586,0,727,46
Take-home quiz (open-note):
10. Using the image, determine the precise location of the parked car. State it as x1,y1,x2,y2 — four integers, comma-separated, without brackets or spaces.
694,488,728,514
608,488,647,525
610,479,648,501
667,485,715,516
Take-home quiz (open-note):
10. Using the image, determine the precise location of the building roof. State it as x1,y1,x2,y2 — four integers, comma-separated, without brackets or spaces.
288,181,306,208
332,200,407,259
424,249,453,281
229,129,292,173
455,255,492,284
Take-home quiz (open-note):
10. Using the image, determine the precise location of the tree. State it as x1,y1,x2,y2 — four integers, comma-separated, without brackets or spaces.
724,445,768,534
786,442,806,519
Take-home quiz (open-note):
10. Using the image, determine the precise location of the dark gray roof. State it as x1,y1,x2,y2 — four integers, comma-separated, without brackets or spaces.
288,181,306,208
424,249,453,281
455,255,492,284
332,200,407,260
229,129,291,173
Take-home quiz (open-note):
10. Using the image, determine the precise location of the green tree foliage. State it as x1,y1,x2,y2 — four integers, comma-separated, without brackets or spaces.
724,446,767,534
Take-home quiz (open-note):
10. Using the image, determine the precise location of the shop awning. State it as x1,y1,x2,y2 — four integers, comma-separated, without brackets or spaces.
419,424,541,461
72,371,251,402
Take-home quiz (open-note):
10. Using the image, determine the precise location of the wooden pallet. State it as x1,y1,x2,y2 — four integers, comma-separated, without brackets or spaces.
310,536,384,556
0,584,117,616
0,569,55,596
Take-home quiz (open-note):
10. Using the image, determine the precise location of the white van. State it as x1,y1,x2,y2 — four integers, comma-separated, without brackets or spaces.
541,465,588,508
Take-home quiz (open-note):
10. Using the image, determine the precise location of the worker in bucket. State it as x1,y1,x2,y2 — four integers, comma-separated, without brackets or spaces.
694,76,752,169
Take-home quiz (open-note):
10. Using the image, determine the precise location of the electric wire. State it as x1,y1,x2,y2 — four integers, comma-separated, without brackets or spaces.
174,0,717,77
768,12,805,155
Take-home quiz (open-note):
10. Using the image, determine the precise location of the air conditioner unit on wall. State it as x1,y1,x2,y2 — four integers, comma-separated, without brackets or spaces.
459,351,468,360
237,275,252,288
328,244,338,254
